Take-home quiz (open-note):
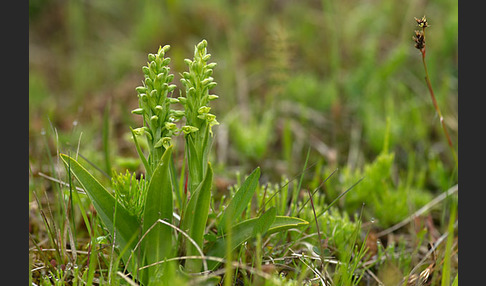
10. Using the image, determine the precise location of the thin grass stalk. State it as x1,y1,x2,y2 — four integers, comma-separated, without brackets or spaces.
306,189,325,269
440,201,457,286
414,16,458,168
223,208,234,286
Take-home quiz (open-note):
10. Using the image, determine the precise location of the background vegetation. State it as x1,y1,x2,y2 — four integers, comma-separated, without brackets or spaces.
29,0,458,285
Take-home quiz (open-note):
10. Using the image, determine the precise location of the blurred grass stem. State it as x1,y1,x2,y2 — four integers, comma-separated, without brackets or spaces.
419,26,458,168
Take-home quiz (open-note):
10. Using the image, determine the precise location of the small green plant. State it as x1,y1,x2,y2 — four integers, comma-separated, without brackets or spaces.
60,40,308,285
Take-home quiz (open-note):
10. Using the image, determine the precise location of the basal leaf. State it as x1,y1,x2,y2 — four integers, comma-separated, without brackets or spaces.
218,167,260,235
207,215,308,270
252,206,276,237
141,146,174,272
184,162,213,273
60,154,139,263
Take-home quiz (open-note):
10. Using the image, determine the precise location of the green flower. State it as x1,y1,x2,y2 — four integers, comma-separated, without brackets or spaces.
132,45,182,176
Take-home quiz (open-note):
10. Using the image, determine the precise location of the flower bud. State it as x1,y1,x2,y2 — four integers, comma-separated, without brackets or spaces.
150,89,158,98
198,106,211,114
162,57,171,66
150,61,157,73
203,69,213,78
188,87,196,97
145,78,153,89
156,73,165,82
206,82,217,89
168,97,179,104
150,115,159,125
155,105,164,113
201,77,213,86
131,108,144,115
142,66,150,76
184,59,193,66
168,84,177,93
167,74,174,83
148,53,156,62
207,62,217,69
160,45,170,55
170,110,185,120
136,86,147,94
203,54,211,62
182,72,191,80
197,39,208,51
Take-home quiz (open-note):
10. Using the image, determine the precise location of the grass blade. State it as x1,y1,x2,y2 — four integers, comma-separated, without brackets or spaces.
207,215,308,270
102,102,112,175
313,177,364,223
441,200,457,286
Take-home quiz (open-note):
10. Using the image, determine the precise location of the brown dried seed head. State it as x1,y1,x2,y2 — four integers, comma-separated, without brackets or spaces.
415,16,429,28
406,274,418,286
413,30,425,50
419,267,431,283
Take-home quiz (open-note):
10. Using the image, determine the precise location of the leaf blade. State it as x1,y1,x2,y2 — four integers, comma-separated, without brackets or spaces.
184,162,214,272
141,146,174,268
207,215,308,270
59,154,139,262
218,167,261,234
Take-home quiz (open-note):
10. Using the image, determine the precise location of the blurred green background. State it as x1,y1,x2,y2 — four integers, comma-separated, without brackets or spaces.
29,0,457,194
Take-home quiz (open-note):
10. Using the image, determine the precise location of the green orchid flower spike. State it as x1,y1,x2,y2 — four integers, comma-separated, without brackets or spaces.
132,44,181,179
179,39,219,193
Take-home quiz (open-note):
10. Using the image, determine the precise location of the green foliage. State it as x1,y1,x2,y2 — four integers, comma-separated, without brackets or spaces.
60,154,140,259
317,207,361,256
218,167,261,234
30,1,458,283
181,162,214,273
111,170,147,219
338,150,432,227
332,224,369,285
57,41,308,285
141,146,174,281
228,110,275,161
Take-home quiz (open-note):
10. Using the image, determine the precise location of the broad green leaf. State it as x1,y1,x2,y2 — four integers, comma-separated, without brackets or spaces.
207,215,308,270
184,162,213,273
141,146,174,273
60,154,139,263
218,167,260,234
185,135,203,192
252,207,276,237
